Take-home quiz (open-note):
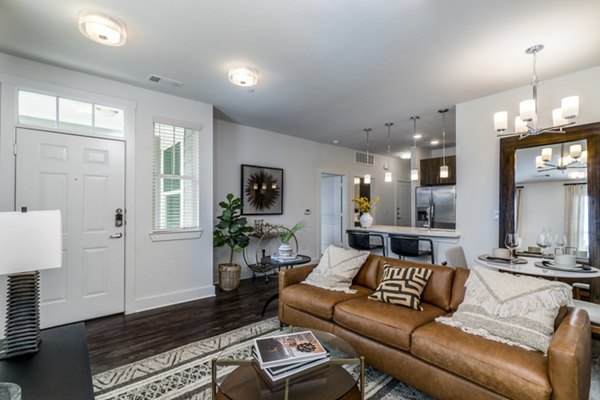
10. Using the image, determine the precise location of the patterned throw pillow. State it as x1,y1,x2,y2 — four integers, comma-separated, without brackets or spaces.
369,264,432,310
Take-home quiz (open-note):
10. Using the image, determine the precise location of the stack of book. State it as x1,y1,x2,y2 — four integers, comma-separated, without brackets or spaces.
252,330,330,383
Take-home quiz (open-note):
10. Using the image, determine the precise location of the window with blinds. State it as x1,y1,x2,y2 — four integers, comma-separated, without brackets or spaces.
153,122,200,232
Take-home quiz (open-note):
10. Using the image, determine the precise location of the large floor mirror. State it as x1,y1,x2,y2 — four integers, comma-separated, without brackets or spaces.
499,121,599,297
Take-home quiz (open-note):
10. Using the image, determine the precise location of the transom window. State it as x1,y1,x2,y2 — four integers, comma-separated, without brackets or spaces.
152,122,200,232
17,90,125,136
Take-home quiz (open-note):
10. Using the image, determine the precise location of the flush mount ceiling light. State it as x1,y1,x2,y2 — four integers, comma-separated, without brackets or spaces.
494,44,579,139
228,67,258,87
79,11,127,46
430,140,440,145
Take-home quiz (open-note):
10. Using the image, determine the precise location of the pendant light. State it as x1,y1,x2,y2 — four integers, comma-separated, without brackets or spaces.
384,122,394,182
363,128,372,184
410,116,420,181
439,109,449,178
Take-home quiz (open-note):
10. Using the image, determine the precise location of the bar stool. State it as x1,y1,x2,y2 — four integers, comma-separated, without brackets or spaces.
346,230,386,257
389,235,434,264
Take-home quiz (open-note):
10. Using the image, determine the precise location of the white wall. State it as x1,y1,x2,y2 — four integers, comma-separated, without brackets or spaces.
214,119,410,279
456,65,600,263
0,53,215,317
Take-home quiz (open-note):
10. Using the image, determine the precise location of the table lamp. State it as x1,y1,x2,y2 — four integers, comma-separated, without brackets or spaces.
0,208,62,359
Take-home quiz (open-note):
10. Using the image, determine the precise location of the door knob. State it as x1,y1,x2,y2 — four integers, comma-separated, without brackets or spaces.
109,232,123,239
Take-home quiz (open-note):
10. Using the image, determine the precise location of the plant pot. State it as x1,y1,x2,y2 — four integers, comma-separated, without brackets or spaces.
277,243,294,257
360,212,373,228
218,263,241,291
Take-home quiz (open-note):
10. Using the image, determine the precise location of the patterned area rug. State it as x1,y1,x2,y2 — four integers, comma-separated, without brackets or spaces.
93,317,431,400
93,317,600,400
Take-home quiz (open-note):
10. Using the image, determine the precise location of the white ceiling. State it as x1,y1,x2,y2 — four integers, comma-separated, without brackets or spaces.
1,0,600,155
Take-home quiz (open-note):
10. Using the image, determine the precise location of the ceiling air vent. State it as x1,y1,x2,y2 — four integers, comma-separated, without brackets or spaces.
355,151,374,165
145,74,183,88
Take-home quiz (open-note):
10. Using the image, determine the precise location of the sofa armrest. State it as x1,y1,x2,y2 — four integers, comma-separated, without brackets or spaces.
548,307,591,400
279,264,317,290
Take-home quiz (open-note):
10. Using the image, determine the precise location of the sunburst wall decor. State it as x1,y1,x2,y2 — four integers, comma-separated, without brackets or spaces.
241,165,283,215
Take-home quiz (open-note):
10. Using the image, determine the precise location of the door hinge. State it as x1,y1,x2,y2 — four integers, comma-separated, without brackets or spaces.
12,143,17,156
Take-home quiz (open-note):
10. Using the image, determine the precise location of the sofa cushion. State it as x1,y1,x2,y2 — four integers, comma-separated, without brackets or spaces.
353,254,381,290
333,296,445,351
411,321,551,400
377,257,454,311
450,266,469,311
303,245,370,293
281,283,372,320
368,265,432,310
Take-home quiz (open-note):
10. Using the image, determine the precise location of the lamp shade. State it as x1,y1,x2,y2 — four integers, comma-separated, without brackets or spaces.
0,210,62,275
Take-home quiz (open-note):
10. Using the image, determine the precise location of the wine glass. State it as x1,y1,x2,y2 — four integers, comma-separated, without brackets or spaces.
554,234,567,255
504,233,521,263
536,231,552,261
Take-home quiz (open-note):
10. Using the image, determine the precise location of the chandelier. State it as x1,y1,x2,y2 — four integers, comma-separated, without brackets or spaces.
536,143,587,173
494,44,579,139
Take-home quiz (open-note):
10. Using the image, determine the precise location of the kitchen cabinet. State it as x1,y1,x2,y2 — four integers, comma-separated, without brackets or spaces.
419,155,456,185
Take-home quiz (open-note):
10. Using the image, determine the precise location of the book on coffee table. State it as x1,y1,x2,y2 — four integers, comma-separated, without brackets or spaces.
253,330,328,368
252,350,330,382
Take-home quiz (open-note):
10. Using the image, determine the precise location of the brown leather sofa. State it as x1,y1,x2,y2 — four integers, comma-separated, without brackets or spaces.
278,255,592,400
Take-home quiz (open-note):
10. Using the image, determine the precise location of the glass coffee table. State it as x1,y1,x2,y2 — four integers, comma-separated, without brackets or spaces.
211,326,365,399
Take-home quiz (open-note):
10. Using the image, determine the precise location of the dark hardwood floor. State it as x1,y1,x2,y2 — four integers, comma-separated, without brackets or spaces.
85,276,279,374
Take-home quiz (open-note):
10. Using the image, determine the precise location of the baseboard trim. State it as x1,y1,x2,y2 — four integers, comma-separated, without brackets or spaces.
131,285,215,314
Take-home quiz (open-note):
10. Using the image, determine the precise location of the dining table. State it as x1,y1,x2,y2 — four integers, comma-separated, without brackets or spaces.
474,255,600,303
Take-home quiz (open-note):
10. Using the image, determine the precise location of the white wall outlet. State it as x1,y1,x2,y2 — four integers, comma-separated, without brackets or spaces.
494,210,499,221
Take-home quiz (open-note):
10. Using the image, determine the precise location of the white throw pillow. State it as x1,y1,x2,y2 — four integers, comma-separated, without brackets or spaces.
437,266,573,354
302,245,369,293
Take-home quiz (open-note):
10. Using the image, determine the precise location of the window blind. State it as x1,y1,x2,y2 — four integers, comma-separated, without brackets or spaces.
153,122,200,231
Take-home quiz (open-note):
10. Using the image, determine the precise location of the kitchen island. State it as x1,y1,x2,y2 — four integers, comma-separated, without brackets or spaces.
351,225,460,264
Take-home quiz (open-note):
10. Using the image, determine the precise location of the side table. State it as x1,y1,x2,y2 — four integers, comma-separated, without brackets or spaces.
0,322,94,399
260,255,312,315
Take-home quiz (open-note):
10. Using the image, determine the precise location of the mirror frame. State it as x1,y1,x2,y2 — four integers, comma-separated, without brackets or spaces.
499,122,600,269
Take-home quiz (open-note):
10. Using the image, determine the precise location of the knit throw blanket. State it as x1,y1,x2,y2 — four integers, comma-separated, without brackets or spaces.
437,266,573,354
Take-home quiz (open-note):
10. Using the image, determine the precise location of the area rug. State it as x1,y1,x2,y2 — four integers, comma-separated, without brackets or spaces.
93,317,600,400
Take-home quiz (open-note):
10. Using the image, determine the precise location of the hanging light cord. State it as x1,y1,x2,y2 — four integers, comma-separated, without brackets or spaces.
364,128,371,160
385,123,393,169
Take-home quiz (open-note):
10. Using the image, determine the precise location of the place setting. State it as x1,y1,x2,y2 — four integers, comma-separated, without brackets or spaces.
477,233,527,265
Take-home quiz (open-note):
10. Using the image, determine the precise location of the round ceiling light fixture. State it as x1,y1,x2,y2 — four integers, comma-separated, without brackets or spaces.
79,11,127,46
228,67,258,87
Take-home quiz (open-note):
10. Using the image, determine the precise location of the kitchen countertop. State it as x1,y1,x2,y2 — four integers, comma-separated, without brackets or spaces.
351,225,460,239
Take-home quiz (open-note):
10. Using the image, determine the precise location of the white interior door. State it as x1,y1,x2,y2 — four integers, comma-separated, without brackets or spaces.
396,180,411,227
321,174,344,253
15,128,125,328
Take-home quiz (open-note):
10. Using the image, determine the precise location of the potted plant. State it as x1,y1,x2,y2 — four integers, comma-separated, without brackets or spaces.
213,193,254,290
352,196,380,228
275,220,306,257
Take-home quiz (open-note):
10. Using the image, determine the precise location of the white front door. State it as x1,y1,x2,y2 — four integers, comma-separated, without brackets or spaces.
321,174,344,253
15,128,125,328
396,180,411,227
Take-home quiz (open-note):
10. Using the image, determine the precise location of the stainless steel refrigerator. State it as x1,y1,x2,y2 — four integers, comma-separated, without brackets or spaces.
415,185,456,229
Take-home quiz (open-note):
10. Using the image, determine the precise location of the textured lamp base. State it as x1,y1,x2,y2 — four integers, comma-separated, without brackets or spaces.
0,271,41,359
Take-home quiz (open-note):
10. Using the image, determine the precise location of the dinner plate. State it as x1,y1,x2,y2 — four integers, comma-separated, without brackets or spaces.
534,261,597,273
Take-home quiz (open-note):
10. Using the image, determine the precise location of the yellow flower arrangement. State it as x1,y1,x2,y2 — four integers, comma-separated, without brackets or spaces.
352,196,380,213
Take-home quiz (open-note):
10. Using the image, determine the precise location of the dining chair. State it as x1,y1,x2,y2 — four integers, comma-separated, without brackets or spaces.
443,245,468,269
346,230,386,257
572,299,600,335
389,235,434,264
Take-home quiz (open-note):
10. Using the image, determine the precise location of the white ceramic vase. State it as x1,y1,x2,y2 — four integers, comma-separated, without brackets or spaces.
360,212,373,228
277,243,293,257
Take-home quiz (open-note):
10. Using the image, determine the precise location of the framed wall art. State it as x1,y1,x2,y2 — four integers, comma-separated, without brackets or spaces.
241,165,283,215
